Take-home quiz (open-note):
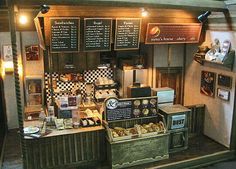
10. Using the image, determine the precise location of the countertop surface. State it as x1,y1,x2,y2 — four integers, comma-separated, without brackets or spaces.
24,120,104,139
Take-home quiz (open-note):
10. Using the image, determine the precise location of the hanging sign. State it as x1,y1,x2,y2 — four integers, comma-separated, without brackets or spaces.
114,18,141,50
84,18,112,51
145,23,202,44
50,17,80,53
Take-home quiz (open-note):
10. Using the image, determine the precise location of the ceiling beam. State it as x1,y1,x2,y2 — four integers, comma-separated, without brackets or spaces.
13,0,227,12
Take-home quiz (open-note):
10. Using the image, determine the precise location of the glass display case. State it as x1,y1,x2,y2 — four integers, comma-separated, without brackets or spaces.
25,76,43,107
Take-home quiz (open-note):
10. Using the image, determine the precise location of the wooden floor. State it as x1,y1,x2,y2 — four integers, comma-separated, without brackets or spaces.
2,130,22,169
1,130,229,169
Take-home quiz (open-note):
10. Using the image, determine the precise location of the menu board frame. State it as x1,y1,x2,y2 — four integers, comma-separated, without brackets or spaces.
114,18,141,51
84,18,112,52
104,96,158,122
145,23,202,44
50,17,80,53
34,17,45,50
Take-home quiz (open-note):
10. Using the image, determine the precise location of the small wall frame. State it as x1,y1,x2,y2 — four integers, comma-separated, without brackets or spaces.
200,71,216,97
25,45,40,61
2,44,13,61
218,74,232,89
217,88,230,101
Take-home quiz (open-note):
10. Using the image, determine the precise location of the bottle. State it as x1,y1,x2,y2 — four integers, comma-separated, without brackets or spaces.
39,108,46,121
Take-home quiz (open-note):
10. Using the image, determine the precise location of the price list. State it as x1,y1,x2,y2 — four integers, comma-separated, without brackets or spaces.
106,100,132,121
115,18,141,50
84,18,112,51
50,18,80,53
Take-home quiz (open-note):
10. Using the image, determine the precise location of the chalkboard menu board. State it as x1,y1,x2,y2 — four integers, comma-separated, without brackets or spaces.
115,18,141,50
105,96,158,122
84,18,112,51
145,23,202,44
50,17,80,53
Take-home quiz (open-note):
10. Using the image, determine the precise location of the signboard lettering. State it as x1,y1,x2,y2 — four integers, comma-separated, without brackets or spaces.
115,18,141,50
84,18,112,51
50,17,80,53
145,23,202,44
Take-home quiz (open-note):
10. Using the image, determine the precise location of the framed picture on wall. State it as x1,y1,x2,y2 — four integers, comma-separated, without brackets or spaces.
200,71,216,97
25,45,40,61
218,74,232,89
2,45,13,61
217,88,230,101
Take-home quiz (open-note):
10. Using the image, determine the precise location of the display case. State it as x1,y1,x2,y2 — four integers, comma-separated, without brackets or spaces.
94,77,119,102
25,76,43,106
104,96,169,169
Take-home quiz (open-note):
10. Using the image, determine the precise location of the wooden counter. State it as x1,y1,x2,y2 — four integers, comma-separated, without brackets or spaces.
24,120,104,138
23,120,106,169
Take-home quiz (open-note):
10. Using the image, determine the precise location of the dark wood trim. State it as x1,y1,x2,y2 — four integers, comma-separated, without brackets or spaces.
13,0,227,12
230,82,236,151
182,44,186,105
152,150,235,169
0,134,7,169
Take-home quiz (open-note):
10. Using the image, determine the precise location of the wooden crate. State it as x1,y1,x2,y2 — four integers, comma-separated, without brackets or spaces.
107,133,169,169
159,104,190,130
159,104,190,153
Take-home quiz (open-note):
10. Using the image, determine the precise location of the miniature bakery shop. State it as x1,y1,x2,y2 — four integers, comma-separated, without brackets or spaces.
1,1,236,169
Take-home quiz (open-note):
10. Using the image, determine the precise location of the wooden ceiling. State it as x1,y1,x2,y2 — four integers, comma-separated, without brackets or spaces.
0,10,9,31
14,0,227,12
0,0,230,32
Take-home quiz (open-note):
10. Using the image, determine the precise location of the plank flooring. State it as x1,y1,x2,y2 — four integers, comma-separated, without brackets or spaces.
2,130,22,169
1,130,230,169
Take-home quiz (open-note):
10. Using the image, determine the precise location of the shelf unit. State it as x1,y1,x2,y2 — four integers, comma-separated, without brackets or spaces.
94,83,119,102
196,50,235,70
25,76,44,107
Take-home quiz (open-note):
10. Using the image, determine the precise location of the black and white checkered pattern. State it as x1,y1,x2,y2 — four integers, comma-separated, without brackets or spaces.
45,68,113,103
84,68,113,83
44,73,86,103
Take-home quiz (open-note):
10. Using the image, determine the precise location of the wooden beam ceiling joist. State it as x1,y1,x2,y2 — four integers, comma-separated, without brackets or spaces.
13,0,227,12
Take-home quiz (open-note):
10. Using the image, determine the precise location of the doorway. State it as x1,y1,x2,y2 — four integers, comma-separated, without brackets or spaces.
156,67,183,104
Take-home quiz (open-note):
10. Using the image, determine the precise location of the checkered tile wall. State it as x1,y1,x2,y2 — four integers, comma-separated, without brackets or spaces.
45,68,113,103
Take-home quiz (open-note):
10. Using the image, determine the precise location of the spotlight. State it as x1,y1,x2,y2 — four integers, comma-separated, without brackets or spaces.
141,8,149,17
19,14,28,25
198,11,211,23
40,4,50,14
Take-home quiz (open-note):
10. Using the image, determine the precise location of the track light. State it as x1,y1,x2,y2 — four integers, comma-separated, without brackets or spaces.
141,8,149,17
198,11,211,23
40,4,50,14
19,14,28,25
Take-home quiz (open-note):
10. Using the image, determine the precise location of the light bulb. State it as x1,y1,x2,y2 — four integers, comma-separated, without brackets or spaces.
19,15,28,25
141,8,149,17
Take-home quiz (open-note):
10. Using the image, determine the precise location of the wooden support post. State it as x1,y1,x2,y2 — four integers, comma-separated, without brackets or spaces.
8,1,26,168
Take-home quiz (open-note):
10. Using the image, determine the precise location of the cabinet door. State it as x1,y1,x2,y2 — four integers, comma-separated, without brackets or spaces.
58,53,76,73
45,52,97,73
169,129,188,153
154,44,184,67
86,52,100,70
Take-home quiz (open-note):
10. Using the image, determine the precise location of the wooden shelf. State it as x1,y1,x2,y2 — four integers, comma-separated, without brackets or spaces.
201,50,235,70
